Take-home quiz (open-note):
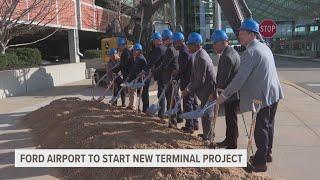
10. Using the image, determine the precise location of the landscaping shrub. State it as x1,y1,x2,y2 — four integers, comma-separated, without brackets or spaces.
84,49,101,59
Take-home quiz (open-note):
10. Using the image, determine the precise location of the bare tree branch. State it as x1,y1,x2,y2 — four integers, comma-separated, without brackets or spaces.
7,28,59,48
0,0,71,54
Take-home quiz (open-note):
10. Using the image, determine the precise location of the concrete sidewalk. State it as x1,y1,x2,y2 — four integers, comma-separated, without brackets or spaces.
1,78,320,179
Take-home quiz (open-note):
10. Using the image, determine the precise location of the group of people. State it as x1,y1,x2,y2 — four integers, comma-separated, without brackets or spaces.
104,18,284,172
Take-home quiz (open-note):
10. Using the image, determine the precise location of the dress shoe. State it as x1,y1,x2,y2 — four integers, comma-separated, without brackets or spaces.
208,142,216,149
181,127,194,134
266,154,273,163
246,156,267,172
193,125,199,131
250,155,272,163
245,162,267,172
197,134,204,140
216,140,228,148
177,118,184,123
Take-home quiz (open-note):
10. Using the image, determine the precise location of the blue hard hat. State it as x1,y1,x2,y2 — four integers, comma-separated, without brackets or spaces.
162,29,173,40
117,37,127,46
151,32,162,41
187,32,203,45
172,32,185,42
240,18,259,33
133,43,143,51
108,48,117,56
211,30,228,43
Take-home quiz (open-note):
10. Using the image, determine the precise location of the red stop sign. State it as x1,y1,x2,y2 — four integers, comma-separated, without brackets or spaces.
259,19,277,38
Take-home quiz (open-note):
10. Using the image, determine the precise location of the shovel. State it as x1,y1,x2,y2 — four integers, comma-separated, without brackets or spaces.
96,73,122,102
180,100,216,119
146,83,169,115
110,75,142,104
164,80,181,117
131,81,145,89
91,72,109,101
247,99,262,165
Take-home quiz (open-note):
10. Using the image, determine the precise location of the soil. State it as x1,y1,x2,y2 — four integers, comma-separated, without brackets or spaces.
22,97,271,180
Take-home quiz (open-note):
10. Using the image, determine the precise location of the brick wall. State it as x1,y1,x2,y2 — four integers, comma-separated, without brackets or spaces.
12,0,130,32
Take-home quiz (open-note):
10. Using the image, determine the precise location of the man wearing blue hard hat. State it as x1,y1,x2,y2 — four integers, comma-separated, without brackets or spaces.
127,43,147,110
112,37,134,107
173,32,198,133
182,32,216,146
216,18,284,172
210,29,240,149
144,32,167,114
105,48,125,106
153,29,179,126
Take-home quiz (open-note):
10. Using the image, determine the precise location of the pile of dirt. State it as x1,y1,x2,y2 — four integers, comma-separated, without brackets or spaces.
22,97,271,180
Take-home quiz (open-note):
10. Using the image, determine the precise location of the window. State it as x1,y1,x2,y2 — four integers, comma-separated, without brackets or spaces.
310,26,318,32
225,27,233,33
295,27,305,32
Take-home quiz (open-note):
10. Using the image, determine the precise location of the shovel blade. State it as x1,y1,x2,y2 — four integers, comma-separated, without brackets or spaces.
147,104,160,115
120,82,131,87
180,110,204,119
131,82,144,89
164,108,179,117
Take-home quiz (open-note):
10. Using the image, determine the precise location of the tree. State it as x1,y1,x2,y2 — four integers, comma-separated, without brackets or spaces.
0,0,70,54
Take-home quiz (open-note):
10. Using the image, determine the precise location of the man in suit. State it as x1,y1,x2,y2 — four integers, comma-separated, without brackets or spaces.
182,32,216,146
173,32,198,133
154,29,179,127
127,43,147,110
112,37,134,107
145,32,166,114
217,19,284,172
210,30,240,149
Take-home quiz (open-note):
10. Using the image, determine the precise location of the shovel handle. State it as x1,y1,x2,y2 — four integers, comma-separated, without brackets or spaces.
247,99,262,160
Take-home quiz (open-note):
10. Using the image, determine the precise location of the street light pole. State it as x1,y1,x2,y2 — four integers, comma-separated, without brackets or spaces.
171,0,176,31
215,0,221,30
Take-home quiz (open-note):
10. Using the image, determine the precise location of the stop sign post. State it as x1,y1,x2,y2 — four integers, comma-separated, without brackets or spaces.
259,19,277,38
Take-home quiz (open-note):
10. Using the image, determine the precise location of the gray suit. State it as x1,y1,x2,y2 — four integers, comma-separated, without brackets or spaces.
223,39,284,112
187,48,216,103
187,48,216,141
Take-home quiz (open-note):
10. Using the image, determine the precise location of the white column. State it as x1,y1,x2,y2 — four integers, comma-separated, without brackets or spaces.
171,0,176,31
215,0,221,30
68,29,80,63
199,0,206,39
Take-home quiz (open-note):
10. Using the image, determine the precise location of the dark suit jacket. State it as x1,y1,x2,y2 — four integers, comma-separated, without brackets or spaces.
112,48,133,80
217,45,240,102
155,44,179,84
128,55,147,82
177,44,192,90
148,45,167,80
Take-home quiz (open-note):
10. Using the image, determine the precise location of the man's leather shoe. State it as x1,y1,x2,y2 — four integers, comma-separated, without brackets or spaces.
245,162,267,172
266,154,273,163
193,125,199,131
197,134,204,140
177,118,183,123
181,127,194,134
208,142,216,149
250,155,272,163
216,140,228,148
246,156,267,172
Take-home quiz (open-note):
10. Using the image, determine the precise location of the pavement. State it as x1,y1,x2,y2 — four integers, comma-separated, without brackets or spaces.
1,69,320,179
275,54,320,95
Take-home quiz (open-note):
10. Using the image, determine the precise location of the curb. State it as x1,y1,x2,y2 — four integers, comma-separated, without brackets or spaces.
281,80,320,101
275,54,320,63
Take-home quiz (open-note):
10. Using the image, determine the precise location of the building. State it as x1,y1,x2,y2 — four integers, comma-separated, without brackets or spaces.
10,0,133,63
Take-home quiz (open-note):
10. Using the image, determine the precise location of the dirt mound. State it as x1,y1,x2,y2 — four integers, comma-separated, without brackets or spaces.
22,97,271,180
